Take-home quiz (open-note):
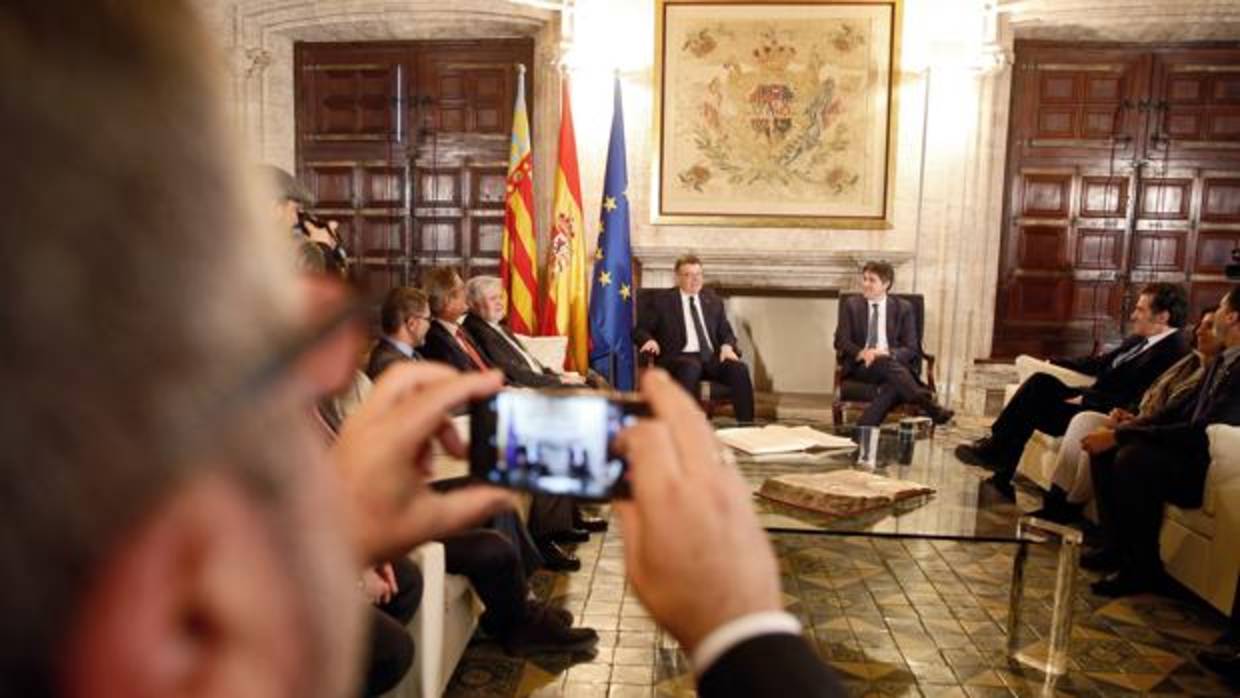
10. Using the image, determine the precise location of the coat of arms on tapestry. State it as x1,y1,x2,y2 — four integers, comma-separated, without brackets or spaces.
654,0,900,227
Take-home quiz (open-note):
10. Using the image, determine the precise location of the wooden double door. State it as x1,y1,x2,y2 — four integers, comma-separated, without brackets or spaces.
294,39,534,303
995,41,1240,358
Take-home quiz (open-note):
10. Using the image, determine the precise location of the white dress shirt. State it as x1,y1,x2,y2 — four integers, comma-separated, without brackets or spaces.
384,336,415,358
690,611,803,676
679,291,713,354
866,296,889,352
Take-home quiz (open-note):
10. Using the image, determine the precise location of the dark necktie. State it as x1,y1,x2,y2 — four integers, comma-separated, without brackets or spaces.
1192,356,1229,422
1110,337,1149,368
454,326,489,371
865,303,879,349
689,296,712,362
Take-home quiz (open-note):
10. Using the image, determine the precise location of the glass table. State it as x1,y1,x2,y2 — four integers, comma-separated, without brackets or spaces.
731,424,1084,678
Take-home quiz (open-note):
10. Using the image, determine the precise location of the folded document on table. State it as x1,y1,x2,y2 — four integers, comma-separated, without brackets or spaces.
715,425,856,455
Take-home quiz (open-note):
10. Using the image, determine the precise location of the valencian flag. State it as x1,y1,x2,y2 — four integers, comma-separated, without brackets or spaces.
538,76,590,373
501,64,538,335
588,77,636,390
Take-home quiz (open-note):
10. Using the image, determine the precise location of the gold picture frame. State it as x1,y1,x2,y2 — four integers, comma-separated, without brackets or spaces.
652,0,902,228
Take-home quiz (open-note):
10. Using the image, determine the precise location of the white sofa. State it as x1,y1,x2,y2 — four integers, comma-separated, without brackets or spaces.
381,543,482,698
1008,365,1240,614
1160,424,1240,614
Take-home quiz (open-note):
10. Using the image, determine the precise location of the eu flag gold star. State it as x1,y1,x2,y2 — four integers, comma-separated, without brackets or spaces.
598,271,612,286
603,196,617,212
595,247,604,261
619,284,631,301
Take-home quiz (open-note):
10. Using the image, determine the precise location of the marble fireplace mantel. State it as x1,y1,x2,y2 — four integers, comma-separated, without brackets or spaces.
633,246,916,293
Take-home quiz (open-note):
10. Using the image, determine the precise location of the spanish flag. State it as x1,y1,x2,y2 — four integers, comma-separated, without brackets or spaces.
538,76,589,373
502,65,538,335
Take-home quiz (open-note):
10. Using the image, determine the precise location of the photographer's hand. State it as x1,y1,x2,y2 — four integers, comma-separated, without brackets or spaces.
612,369,782,655
333,364,514,564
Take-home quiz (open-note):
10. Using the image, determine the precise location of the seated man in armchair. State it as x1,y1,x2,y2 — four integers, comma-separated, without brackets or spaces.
834,261,954,427
633,254,754,423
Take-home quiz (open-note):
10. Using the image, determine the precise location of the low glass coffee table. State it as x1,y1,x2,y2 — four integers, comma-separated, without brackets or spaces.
730,424,1084,678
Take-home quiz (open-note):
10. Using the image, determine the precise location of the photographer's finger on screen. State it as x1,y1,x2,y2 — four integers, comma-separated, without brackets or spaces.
469,389,649,500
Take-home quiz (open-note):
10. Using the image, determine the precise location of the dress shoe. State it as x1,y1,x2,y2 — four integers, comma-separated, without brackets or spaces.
573,511,608,533
501,608,599,656
551,528,590,544
526,599,574,627
982,474,1015,501
1198,647,1240,683
1028,486,1083,525
955,438,1002,469
537,540,581,572
1090,570,1168,598
1079,547,1121,573
929,406,955,426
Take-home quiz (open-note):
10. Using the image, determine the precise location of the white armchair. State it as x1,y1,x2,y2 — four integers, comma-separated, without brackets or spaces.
381,543,482,698
1160,424,1240,614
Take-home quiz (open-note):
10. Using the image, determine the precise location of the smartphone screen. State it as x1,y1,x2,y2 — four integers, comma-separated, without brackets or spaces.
469,389,647,500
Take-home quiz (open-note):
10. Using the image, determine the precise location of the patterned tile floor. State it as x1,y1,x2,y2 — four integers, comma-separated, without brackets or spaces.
444,424,1236,697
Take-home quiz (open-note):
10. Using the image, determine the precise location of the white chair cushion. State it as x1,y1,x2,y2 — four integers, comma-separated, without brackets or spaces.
515,334,568,371
1205,424,1240,517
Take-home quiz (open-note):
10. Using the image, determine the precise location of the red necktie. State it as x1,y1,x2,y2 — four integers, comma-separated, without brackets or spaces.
455,327,489,371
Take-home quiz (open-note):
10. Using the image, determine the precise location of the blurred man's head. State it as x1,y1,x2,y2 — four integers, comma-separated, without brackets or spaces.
425,267,468,322
466,276,506,324
674,254,704,295
381,286,431,347
1195,309,1221,357
860,260,894,301
1130,283,1188,337
0,3,359,697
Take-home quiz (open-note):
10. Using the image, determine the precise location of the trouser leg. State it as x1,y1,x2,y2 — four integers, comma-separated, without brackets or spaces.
706,358,755,422
663,356,705,403
361,607,414,696
990,373,1078,457
441,529,529,636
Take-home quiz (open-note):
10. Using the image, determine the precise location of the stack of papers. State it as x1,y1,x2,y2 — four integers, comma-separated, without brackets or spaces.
715,425,856,455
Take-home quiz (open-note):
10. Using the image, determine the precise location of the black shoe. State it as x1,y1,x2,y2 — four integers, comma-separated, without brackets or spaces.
574,511,608,533
1028,502,1083,525
526,599,574,627
1028,487,1082,525
1199,647,1240,683
955,438,1001,468
551,528,590,544
1079,547,1121,573
981,474,1015,501
929,406,955,426
1090,570,1168,598
501,612,599,656
537,540,581,572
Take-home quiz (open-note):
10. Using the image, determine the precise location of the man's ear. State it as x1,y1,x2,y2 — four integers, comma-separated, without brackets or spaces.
64,475,301,698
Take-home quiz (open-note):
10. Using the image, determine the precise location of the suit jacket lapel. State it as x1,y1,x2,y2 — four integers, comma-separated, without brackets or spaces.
885,298,898,346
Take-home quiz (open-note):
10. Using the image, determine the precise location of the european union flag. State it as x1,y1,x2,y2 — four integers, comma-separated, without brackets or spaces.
588,78,636,390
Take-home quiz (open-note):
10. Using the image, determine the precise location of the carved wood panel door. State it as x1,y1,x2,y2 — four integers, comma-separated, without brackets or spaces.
294,39,533,306
995,42,1240,358
997,45,1150,357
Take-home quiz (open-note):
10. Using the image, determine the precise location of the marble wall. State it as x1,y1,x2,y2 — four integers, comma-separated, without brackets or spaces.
190,0,1240,405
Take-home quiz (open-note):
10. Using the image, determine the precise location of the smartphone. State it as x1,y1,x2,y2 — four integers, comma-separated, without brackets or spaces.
469,388,649,500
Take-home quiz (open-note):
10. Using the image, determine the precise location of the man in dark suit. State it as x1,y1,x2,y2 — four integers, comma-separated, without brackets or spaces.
1081,285,1240,597
366,286,432,380
957,282,1191,493
633,254,755,423
420,266,493,373
834,260,954,427
461,275,586,388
